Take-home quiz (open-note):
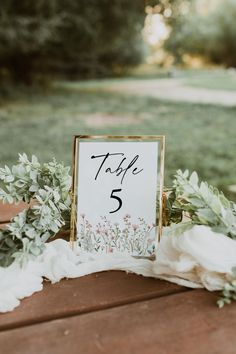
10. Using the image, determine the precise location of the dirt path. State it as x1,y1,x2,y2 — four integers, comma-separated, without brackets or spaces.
105,79,236,107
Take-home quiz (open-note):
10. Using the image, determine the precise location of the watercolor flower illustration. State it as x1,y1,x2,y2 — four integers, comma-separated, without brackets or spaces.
78,214,156,256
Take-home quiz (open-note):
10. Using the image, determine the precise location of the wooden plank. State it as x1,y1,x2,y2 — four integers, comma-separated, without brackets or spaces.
0,271,186,331
0,290,234,354
0,202,29,224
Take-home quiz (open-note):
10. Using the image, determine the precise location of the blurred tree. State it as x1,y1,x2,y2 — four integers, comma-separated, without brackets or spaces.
164,0,236,67
145,0,192,27
0,0,145,84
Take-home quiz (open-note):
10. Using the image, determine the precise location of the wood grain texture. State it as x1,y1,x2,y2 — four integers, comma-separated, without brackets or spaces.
0,290,233,354
0,271,186,331
0,202,28,224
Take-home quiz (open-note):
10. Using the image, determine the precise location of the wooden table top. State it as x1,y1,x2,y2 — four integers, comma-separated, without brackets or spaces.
1,202,236,354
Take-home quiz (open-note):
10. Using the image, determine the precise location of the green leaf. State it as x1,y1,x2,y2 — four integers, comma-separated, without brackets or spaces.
165,221,194,237
196,208,218,224
0,154,71,268
199,182,209,199
189,171,199,185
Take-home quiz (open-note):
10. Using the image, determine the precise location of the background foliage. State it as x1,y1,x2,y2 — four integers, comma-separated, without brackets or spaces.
0,0,235,200
2,0,236,84
0,0,145,84
165,0,236,67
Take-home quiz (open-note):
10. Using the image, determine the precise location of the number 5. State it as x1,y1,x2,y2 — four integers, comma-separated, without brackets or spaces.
109,189,122,214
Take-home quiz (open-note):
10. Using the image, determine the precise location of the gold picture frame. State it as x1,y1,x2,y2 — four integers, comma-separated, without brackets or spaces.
70,135,165,255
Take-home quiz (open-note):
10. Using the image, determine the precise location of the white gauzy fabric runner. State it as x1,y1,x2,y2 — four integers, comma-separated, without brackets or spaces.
1,225,236,313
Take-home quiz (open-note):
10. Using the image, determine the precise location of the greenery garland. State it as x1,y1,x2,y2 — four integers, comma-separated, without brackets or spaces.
165,170,236,308
0,156,236,307
0,154,71,267
166,170,236,239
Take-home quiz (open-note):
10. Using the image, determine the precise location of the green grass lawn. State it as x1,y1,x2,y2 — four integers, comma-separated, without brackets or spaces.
56,67,236,91
129,65,236,91
182,69,236,91
0,82,235,198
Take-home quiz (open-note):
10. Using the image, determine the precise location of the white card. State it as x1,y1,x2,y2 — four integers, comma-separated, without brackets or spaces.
73,137,164,257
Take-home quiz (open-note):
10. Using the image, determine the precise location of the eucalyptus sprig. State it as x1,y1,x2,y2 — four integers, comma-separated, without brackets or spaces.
0,154,71,267
166,170,236,238
165,170,236,308
217,267,236,308
1,157,236,310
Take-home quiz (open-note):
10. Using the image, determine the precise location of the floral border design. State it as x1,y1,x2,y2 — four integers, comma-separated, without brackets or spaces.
78,214,156,256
